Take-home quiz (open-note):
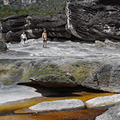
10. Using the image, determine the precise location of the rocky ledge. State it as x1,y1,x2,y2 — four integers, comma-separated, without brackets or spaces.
0,37,120,119
1,0,120,42
1,38,120,92
0,0,120,119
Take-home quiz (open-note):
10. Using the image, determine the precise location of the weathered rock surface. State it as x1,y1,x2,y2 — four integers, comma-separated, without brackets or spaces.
85,94,120,109
29,99,85,112
0,33,7,52
0,85,41,106
29,72,77,87
82,64,120,93
66,0,120,41
0,40,7,52
1,0,120,42
1,14,71,42
0,37,120,119
0,59,78,87
96,102,120,120
1,39,120,93
0,56,99,88
95,39,120,48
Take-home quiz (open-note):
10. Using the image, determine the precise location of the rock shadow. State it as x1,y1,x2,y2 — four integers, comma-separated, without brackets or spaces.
17,82,104,97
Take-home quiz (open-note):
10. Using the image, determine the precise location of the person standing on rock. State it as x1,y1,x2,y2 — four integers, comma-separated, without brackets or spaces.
21,32,27,44
42,30,47,48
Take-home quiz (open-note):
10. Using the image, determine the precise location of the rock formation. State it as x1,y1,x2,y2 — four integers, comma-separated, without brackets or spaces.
0,39,7,51
0,33,7,51
0,58,96,88
66,0,120,41
82,64,120,93
1,0,120,42
1,14,71,42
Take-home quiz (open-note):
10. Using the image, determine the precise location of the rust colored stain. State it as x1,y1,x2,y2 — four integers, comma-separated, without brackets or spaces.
0,108,107,120
0,92,114,114
0,91,114,120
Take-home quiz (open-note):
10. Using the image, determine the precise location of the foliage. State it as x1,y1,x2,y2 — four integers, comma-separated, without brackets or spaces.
0,0,67,19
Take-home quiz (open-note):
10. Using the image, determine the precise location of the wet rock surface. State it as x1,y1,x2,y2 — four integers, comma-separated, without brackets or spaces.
29,99,85,112
85,94,120,108
96,102,120,120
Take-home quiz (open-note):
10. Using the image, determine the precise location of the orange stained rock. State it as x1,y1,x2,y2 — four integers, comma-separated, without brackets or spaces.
0,92,114,114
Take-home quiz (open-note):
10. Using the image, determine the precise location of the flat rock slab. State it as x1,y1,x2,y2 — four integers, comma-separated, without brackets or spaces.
29,99,85,112
0,85,41,105
85,94,120,108
1,38,120,65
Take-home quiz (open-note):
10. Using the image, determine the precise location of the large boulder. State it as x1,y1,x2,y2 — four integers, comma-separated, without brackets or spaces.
82,64,120,93
1,14,71,42
0,59,100,88
66,0,120,41
0,59,77,87
28,61,102,88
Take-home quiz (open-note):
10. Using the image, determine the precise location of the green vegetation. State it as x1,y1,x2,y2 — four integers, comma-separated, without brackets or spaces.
0,61,102,86
0,7,55,18
0,0,68,19
70,62,102,83
29,62,102,84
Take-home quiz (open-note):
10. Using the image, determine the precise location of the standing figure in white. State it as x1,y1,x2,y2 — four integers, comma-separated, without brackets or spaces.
21,32,27,44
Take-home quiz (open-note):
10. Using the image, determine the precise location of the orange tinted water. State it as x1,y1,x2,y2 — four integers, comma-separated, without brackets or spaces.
0,92,114,120
0,109,107,120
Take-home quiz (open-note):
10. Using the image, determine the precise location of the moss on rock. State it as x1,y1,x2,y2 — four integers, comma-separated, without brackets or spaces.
70,62,102,84
28,61,102,87
0,59,102,87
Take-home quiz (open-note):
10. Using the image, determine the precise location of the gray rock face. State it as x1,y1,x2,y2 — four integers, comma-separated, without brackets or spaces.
29,72,77,87
0,85,41,105
1,0,120,42
0,58,77,87
96,102,120,120
0,34,7,52
1,39,120,92
85,94,120,109
1,15,28,42
66,0,120,41
29,99,85,112
1,14,71,42
82,64,120,93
